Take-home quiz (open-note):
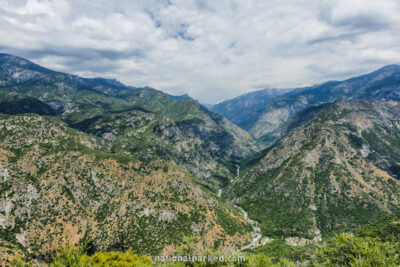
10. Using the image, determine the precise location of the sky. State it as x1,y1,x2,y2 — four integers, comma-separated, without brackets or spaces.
1,0,400,104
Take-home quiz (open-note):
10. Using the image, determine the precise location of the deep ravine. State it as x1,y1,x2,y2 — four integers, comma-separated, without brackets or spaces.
235,205,273,251
218,187,273,250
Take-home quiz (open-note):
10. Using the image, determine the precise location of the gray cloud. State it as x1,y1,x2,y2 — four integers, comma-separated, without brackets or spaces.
308,32,359,45
0,0,400,103
318,7,390,32
1,45,146,62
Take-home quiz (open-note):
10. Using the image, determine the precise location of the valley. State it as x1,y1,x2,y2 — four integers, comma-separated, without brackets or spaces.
0,53,399,266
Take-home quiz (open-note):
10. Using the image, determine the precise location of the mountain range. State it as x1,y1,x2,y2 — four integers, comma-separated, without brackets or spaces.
212,65,400,144
0,53,399,265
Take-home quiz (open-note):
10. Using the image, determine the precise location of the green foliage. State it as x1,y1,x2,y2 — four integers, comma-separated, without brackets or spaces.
175,236,200,255
246,254,274,266
47,227,400,267
214,206,249,236
347,133,364,149
50,244,153,267
50,244,88,267
250,239,311,262
157,236,297,266
80,251,153,267
0,227,17,244
356,212,400,242
313,233,399,266
10,258,32,267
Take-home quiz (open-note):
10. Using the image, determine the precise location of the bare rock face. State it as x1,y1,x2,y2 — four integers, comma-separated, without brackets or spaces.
158,211,176,222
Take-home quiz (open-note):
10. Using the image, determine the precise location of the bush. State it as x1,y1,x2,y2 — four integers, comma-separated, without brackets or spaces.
313,233,399,266
246,254,274,266
50,244,153,267
50,244,87,267
80,251,153,266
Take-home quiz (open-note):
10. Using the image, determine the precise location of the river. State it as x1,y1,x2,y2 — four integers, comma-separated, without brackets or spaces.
234,205,273,250
217,188,273,250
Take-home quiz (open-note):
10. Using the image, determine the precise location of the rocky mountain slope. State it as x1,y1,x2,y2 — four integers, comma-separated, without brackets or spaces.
0,53,261,262
225,99,400,244
0,113,251,262
72,107,255,187
211,88,289,131
0,53,258,186
213,65,400,144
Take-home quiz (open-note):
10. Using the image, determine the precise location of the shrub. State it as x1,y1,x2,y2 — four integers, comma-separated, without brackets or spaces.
50,244,152,267
80,251,153,267
246,254,274,266
50,244,87,267
313,233,399,266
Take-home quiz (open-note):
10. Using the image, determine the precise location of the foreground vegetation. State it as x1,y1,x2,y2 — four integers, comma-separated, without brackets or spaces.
21,232,397,266
11,212,400,266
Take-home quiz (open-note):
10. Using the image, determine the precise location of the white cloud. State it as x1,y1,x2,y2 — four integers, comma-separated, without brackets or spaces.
1,0,400,103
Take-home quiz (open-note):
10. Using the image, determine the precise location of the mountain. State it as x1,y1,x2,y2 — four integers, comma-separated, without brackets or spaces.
213,65,400,144
86,77,131,89
211,88,289,131
0,53,260,261
0,53,258,186
0,113,251,261
224,99,400,244
1,53,400,264
72,107,256,187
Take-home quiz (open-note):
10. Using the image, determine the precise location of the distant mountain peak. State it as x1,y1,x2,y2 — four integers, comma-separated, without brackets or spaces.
171,94,194,101
370,64,400,75
0,53,32,64
0,52,15,58
87,77,128,88
0,52,58,77
378,64,400,71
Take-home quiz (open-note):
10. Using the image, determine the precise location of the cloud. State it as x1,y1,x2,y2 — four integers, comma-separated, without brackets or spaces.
1,0,400,103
